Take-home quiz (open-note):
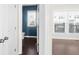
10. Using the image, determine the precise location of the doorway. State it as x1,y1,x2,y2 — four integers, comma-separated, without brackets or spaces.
22,5,39,55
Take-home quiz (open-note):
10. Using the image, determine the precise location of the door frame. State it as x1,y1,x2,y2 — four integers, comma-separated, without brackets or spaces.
18,4,22,54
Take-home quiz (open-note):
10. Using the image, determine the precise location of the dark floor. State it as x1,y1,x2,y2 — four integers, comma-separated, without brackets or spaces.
22,37,38,55
53,39,79,55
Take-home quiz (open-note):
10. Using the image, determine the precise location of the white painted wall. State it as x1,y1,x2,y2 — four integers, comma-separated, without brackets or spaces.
39,5,46,55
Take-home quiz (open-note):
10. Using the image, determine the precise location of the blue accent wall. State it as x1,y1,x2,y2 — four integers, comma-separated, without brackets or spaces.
22,5,37,36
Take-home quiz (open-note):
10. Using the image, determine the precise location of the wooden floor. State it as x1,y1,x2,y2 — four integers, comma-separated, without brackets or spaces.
22,37,38,55
53,39,79,55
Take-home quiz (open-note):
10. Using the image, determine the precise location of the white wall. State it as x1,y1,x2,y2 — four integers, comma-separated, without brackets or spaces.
39,5,45,55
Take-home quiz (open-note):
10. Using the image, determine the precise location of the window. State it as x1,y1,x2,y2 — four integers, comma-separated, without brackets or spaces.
53,11,79,33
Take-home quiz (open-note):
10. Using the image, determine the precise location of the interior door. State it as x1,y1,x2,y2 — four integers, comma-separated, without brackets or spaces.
8,5,18,55
0,5,18,55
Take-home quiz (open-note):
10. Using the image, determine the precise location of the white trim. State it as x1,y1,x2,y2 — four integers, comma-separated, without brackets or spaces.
53,37,79,40
39,5,46,55
18,4,22,54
